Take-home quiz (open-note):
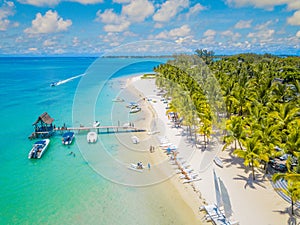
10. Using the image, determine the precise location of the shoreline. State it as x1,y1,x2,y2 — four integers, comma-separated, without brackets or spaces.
126,74,296,225
125,75,209,223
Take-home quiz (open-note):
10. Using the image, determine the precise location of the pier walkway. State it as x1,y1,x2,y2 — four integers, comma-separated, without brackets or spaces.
54,125,145,133
29,124,145,139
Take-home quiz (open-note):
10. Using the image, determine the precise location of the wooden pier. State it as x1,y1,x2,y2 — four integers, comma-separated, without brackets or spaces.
54,125,145,134
28,112,146,139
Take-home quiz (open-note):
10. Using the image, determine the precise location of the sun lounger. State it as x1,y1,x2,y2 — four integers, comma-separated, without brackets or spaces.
182,177,201,183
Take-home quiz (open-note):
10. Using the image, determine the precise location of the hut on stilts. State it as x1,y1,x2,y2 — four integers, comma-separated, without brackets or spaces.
29,112,55,139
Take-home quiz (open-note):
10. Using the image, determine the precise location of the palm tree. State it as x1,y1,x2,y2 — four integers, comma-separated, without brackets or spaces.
276,180,300,215
233,136,266,180
284,122,300,157
273,160,300,215
223,115,247,150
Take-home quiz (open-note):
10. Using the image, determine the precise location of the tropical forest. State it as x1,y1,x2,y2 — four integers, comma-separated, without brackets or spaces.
154,51,300,214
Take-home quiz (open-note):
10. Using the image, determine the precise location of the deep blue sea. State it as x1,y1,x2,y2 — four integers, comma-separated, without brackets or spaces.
0,57,199,225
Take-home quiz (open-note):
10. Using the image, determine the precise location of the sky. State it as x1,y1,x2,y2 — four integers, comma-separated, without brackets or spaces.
0,0,300,56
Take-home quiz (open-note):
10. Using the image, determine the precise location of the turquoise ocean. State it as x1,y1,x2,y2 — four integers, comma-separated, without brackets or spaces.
0,57,197,225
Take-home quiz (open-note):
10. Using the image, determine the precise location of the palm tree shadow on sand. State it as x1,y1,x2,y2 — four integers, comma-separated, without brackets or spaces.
222,149,245,169
233,173,267,189
273,207,300,225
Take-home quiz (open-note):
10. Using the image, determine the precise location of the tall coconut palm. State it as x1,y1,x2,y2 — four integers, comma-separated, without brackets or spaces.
273,160,300,215
234,136,266,180
223,115,247,150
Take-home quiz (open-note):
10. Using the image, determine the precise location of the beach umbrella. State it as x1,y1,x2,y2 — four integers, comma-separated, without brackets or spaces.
219,177,233,218
213,169,223,208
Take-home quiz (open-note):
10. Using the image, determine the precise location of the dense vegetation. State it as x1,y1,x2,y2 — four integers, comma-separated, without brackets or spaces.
154,51,300,214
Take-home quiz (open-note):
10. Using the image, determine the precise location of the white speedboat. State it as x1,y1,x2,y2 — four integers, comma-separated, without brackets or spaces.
131,135,139,144
126,102,139,108
50,82,57,87
93,121,100,127
87,131,97,143
28,139,50,159
128,162,144,172
62,131,75,145
130,107,141,113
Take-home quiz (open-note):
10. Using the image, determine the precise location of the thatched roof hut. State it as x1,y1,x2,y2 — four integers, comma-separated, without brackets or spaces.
33,112,54,125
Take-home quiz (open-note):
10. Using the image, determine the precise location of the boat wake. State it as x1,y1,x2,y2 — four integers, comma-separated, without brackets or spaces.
51,73,85,87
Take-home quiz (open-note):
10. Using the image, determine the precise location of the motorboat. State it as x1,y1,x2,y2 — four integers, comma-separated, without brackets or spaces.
28,139,50,159
50,82,57,87
62,131,75,145
129,107,141,113
131,135,139,144
87,131,97,143
93,121,100,127
128,162,144,172
126,102,139,108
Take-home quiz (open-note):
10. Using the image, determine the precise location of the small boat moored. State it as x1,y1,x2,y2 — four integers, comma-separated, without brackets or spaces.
87,131,97,143
93,121,100,127
129,107,141,113
62,131,75,145
126,102,139,108
28,139,50,159
131,135,139,144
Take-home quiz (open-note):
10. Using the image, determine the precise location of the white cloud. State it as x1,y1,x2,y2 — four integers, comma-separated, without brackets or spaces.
96,0,154,33
72,37,80,46
18,0,102,6
296,30,300,38
234,20,252,29
256,20,277,30
169,25,191,37
96,9,130,32
154,23,163,28
24,10,72,34
153,0,189,22
248,29,275,41
17,0,60,6
122,0,154,22
221,30,241,40
69,0,103,4
99,32,123,47
204,29,216,37
43,39,56,46
225,0,300,11
0,1,16,31
28,47,38,51
96,9,124,24
113,0,131,3
104,22,130,32
156,25,191,39
287,10,300,25
186,3,206,17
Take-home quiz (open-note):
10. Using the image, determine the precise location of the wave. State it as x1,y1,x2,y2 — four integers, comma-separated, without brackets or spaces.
51,73,85,86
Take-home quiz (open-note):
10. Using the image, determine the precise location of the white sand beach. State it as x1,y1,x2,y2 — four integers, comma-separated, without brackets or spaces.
128,75,298,225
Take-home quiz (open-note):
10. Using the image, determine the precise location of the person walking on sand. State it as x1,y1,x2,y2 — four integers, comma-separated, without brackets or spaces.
148,163,151,170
